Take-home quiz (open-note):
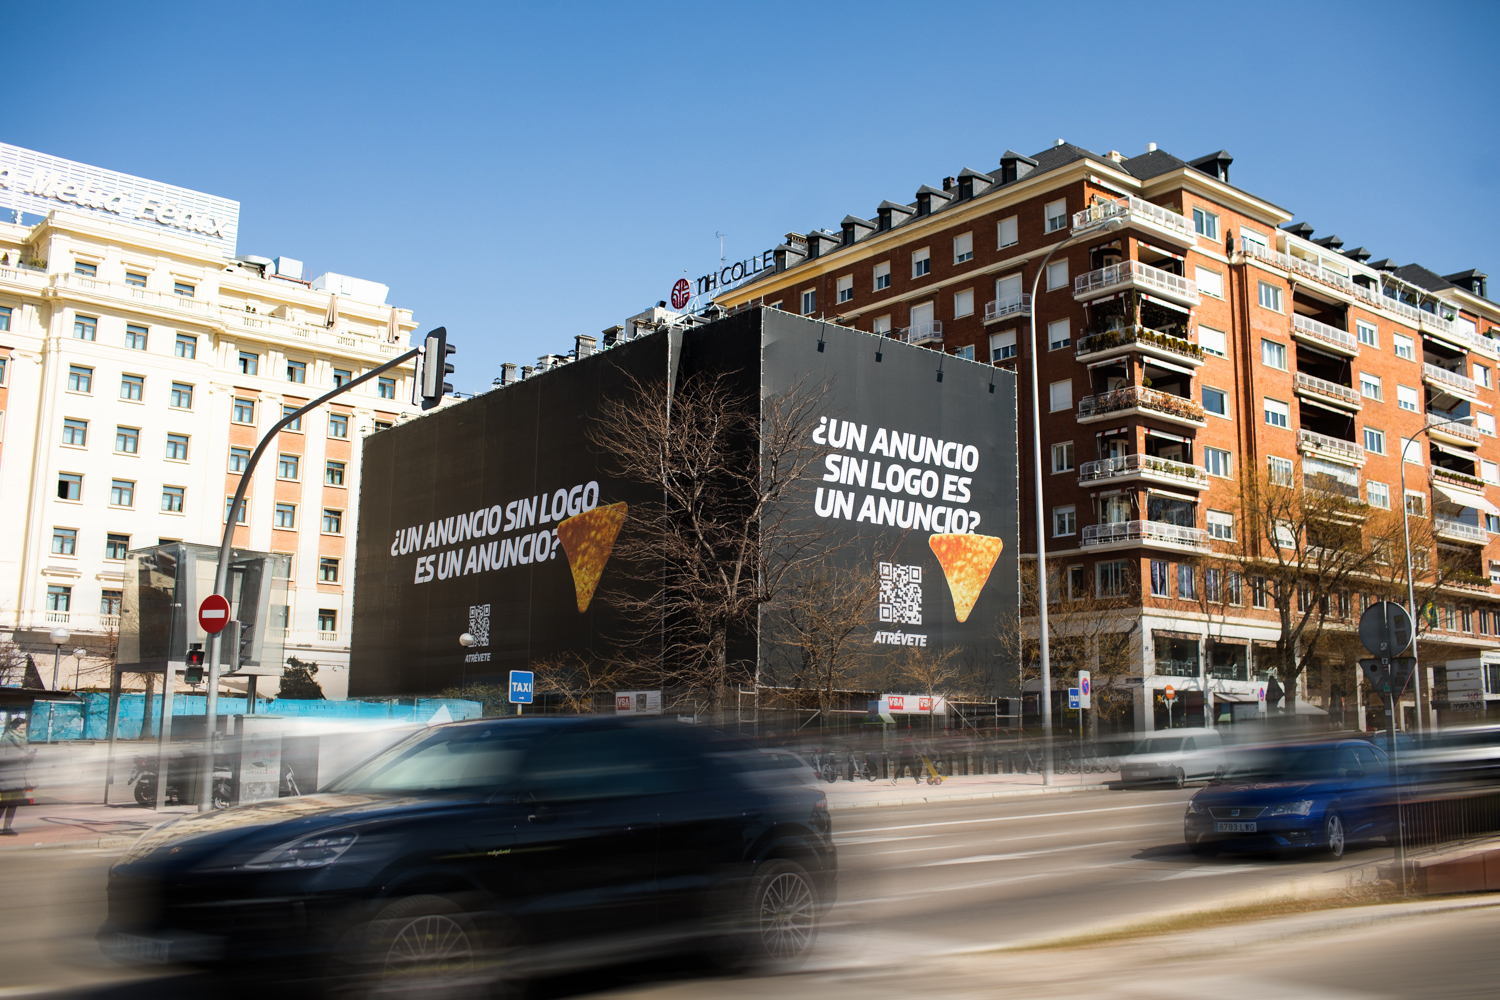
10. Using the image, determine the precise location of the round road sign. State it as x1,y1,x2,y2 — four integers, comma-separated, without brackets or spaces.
198,594,231,634
670,279,691,310
1358,600,1413,657
1163,684,1176,702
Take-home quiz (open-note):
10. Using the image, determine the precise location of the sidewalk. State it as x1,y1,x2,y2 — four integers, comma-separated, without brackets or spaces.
0,800,187,851
822,768,1115,809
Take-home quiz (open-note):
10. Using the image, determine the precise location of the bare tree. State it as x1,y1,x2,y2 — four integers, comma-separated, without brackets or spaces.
776,564,886,722
532,652,626,715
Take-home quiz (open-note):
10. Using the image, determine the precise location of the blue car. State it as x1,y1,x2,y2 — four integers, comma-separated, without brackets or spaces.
1183,740,1393,858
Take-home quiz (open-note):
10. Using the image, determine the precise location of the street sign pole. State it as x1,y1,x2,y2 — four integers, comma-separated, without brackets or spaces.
1358,600,1416,894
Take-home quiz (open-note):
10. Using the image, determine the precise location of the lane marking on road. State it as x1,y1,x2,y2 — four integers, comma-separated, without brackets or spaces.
836,799,1192,836
1156,864,1264,880
845,822,1167,858
918,840,1131,867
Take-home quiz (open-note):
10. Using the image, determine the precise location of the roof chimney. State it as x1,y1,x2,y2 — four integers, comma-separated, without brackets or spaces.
575,334,596,359
942,176,955,191
1105,150,1126,163
1146,142,1157,152
601,324,625,346
499,363,518,385
1054,138,1066,147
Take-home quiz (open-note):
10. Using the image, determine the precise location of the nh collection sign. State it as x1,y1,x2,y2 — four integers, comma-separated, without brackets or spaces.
0,143,240,257
694,249,775,297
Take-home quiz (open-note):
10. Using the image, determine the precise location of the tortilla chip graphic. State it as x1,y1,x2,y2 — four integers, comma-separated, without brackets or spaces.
928,533,1004,623
557,502,627,613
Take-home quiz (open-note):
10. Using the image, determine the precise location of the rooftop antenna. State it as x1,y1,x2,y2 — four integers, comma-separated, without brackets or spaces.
716,231,727,263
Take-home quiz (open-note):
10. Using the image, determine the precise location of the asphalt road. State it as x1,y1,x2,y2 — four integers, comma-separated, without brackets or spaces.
0,786,1471,998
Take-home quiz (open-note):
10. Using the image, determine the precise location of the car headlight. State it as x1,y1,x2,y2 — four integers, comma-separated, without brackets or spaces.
1185,800,1205,816
245,831,358,870
1267,800,1314,817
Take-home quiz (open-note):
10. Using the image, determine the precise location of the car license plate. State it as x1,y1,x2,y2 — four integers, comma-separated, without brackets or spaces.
1215,821,1256,833
113,933,170,964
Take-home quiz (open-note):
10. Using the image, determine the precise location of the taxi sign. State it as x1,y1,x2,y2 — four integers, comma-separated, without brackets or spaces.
1068,688,1080,710
509,670,534,704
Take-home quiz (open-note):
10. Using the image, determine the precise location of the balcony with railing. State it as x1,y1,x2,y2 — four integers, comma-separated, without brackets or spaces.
51,271,216,316
1077,385,1206,427
1294,371,1361,410
1297,428,1366,467
983,294,1031,323
1072,196,1195,248
1291,313,1359,357
1426,413,1483,449
1423,362,1478,398
0,263,49,291
1073,260,1200,308
1076,453,1209,490
1081,519,1211,553
1435,516,1489,546
1075,325,1204,366
44,611,69,624
1432,466,1488,491
900,321,943,347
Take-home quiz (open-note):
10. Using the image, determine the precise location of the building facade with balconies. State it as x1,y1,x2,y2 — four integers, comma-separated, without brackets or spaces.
0,146,424,699
712,140,1500,732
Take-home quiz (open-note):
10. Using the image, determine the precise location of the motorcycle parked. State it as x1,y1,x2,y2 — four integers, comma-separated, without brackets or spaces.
128,755,232,810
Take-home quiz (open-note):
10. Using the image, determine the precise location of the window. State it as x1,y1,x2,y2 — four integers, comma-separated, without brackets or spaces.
1045,260,1068,291
1049,379,1072,412
1394,333,1415,361
333,368,352,388
282,404,303,431
1261,339,1287,369
165,433,189,461
110,479,134,506
1492,562,1500,586
1052,505,1076,536
1367,481,1390,508
161,486,184,513
233,397,256,423
1251,575,1268,609
105,533,130,560
224,496,247,524
1051,441,1074,473
953,344,974,361
62,418,88,446
1151,560,1170,597
1476,363,1492,389
800,288,816,315
1207,509,1235,540
229,447,251,473
287,359,307,383
1397,384,1419,412
1226,572,1243,606
1405,491,1426,517
53,472,80,503
912,248,930,278
1178,564,1196,600
1359,372,1382,400
119,373,143,401
51,527,77,555
45,585,71,613
274,503,297,529
101,590,123,616
871,315,892,336
325,460,346,485
170,382,193,408
0,306,8,332
1488,514,1500,534
953,232,973,264
997,216,1018,248
873,261,891,291
73,315,97,340
115,426,138,453
66,364,93,393
1195,267,1223,298
1192,207,1219,240
125,324,148,350
953,289,974,318
1267,455,1294,485
1264,397,1290,428
328,412,348,438
377,376,396,399
318,609,338,632
1479,412,1497,436
1204,447,1232,478
1202,386,1227,416
1067,566,1086,601
238,351,259,375
1258,281,1283,312
125,271,147,288
278,454,300,479
1274,521,1296,548
990,330,1017,361
73,260,97,277
1097,560,1129,597
1483,460,1500,485
174,333,197,359
1402,437,1423,464
1357,321,1378,348
0,356,5,384
322,508,344,534
173,281,195,298
320,557,340,583
1363,427,1386,454
1047,318,1070,350
1044,199,1067,232
1199,325,1227,357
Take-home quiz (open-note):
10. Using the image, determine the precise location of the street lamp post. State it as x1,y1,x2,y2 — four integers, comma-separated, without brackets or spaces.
1026,217,1123,785
72,648,86,691
1397,414,1474,734
48,626,70,692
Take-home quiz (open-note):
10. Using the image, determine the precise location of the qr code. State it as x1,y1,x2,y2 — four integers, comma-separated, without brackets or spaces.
878,562,922,625
468,604,491,647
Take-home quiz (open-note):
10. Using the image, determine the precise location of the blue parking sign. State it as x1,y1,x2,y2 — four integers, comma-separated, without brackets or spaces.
509,670,534,704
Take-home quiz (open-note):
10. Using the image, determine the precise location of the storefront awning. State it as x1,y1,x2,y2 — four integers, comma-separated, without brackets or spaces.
1432,481,1500,515
1431,440,1478,460
1142,356,1197,378
1140,292,1191,314
1146,486,1200,503
1144,427,1188,443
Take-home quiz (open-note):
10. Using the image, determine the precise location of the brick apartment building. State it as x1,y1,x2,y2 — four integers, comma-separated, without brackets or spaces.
713,139,1500,733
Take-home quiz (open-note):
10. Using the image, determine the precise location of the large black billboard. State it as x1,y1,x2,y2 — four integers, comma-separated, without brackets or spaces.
350,308,1018,697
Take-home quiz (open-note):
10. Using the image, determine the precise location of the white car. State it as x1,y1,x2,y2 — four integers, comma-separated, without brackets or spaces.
1119,728,1224,788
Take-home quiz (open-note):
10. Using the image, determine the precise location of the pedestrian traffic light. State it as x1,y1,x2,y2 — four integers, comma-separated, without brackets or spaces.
185,644,205,685
419,326,455,410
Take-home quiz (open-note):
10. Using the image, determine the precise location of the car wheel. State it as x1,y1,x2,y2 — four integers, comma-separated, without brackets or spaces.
1172,769,1185,789
746,859,819,965
1323,811,1346,859
353,894,500,998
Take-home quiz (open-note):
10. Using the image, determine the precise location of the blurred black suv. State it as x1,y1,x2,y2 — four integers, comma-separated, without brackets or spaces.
100,718,836,991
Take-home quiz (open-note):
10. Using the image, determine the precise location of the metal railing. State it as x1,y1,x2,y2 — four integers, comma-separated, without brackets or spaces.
983,294,1031,322
1077,453,1209,487
1072,196,1193,239
1078,384,1206,422
1434,516,1489,544
901,320,943,345
1294,371,1361,407
1297,428,1365,463
1432,466,1487,489
1076,325,1203,362
1423,362,1478,396
1426,413,1483,444
1291,313,1358,354
1081,519,1210,549
1073,259,1200,303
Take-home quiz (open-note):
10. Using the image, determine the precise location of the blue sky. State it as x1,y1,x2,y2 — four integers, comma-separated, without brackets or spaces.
8,0,1497,393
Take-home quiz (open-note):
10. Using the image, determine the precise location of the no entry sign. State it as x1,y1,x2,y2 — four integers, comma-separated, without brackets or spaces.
198,594,231,634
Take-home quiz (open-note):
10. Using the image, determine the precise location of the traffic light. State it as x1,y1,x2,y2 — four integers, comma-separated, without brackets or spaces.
419,326,455,410
185,644,205,685
237,623,255,671
220,621,242,671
